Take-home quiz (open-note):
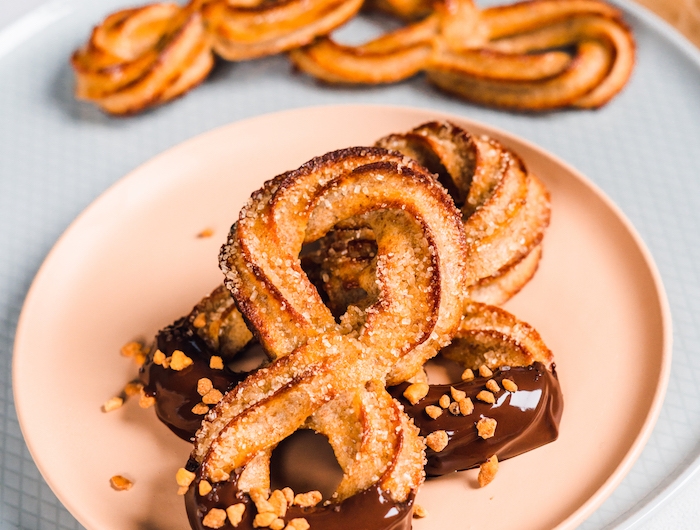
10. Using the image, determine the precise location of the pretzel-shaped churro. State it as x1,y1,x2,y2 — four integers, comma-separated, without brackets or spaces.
72,0,634,114
182,147,470,528
290,0,635,110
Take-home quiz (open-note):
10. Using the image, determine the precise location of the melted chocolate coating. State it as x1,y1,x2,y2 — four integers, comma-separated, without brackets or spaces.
185,468,414,530
139,318,244,441
390,362,563,476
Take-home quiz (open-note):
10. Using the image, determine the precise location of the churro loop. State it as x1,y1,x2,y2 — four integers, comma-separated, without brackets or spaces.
202,0,363,61
71,2,214,115
186,147,471,528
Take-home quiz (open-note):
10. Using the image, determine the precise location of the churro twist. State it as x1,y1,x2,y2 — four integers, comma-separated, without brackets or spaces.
72,0,634,114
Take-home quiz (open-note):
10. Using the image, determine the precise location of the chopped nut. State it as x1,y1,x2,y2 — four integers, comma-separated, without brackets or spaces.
477,417,497,439
192,402,209,415
109,475,133,491
226,504,246,527
176,468,196,488
478,455,499,487
198,378,214,396
461,368,475,382
177,486,189,495
193,312,207,328
209,320,222,341
403,382,429,405
479,364,493,378
209,468,230,483
438,394,451,408
248,487,269,505
281,487,295,505
170,350,194,371
124,381,143,396
413,504,428,518
268,489,288,517
133,351,147,367
138,392,156,409
198,228,214,238
152,349,166,366
486,379,500,393
161,356,171,369
448,402,462,416
294,491,322,507
270,519,285,530
502,379,518,392
458,397,474,416
210,356,224,370
102,396,123,412
450,387,466,402
253,512,277,528
203,508,227,528
202,388,224,405
285,519,310,530
476,390,495,404
425,405,443,419
425,430,449,452
120,341,142,358
199,480,213,496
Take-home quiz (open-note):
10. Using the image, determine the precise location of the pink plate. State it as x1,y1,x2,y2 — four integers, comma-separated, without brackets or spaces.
13,105,671,530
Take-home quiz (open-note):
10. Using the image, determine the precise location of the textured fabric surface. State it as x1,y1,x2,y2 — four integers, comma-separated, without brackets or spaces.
1,1,700,529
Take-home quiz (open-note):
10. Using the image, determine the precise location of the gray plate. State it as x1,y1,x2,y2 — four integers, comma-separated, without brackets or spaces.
1,1,700,529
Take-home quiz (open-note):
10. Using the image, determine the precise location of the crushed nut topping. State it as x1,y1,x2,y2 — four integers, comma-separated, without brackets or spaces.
478,455,499,487
450,386,466,402
197,228,214,238
109,475,133,491
226,504,246,526
170,350,194,371
176,468,196,488
193,312,207,328
294,490,322,507
438,394,451,409
198,378,214,396
425,405,443,419
268,489,288,517
120,341,142,358
269,519,285,530
403,382,429,405
502,379,518,392
425,430,449,452
413,504,428,518
192,402,209,415
210,356,224,370
102,396,123,412
461,368,475,382
448,402,461,416
477,417,497,439
285,518,310,530
202,508,227,528
153,349,166,366
476,390,496,404
281,487,295,505
458,397,474,416
486,379,500,393
253,512,277,528
199,480,213,496
123,381,143,396
479,364,493,378
138,392,156,409
202,388,224,405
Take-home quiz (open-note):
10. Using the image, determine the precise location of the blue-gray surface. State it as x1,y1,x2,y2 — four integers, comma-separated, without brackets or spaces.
1,1,700,528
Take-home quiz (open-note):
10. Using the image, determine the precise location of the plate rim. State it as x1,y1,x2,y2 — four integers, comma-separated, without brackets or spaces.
11,104,673,530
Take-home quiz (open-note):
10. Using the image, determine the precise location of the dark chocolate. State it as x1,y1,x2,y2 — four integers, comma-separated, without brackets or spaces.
390,362,563,476
185,468,414,530
139,318,244,441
